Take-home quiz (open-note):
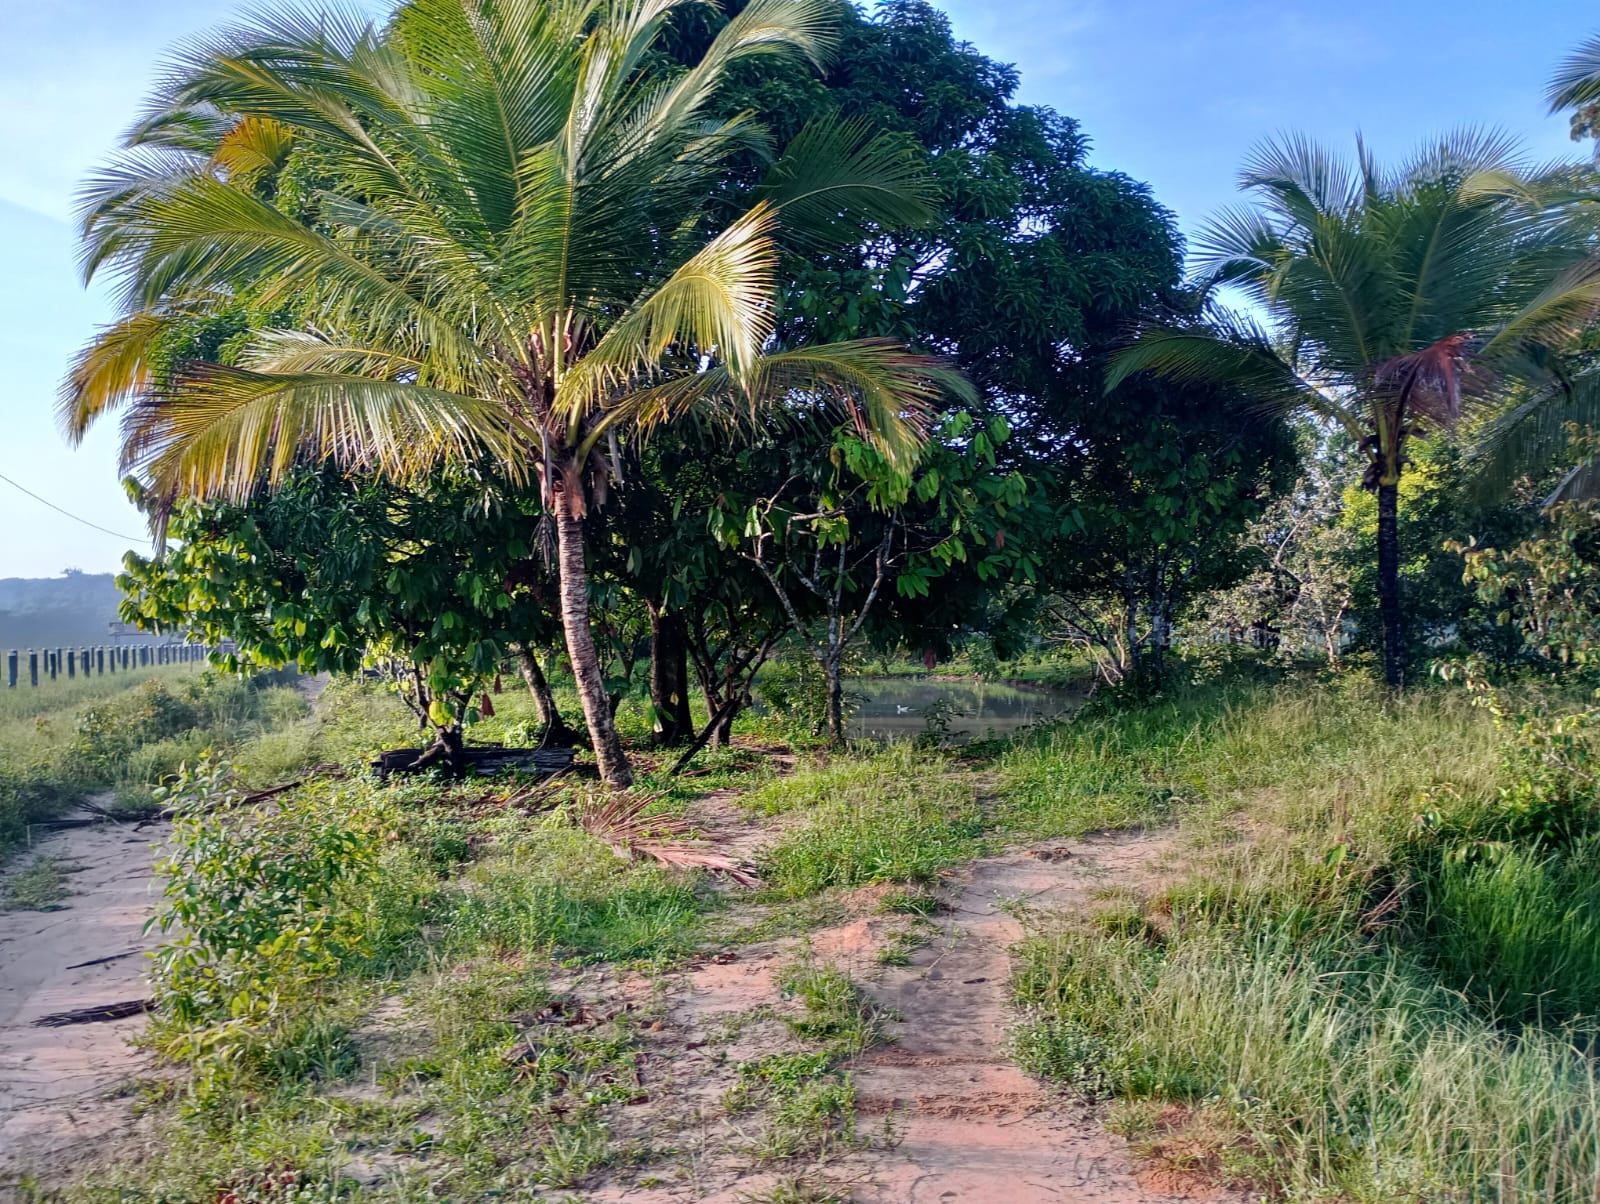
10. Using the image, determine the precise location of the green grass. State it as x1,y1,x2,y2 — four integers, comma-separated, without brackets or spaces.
1421,842,1600,1027
755,744,986,897
0,662,206,723
0,667,312,855
721,960,885,1164
1007,675,1600,1201
48,656,1600,1201
1015,926,1600,1200
440,819,710,964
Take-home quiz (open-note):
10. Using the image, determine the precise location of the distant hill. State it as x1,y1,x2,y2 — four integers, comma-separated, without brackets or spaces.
0,572,160,650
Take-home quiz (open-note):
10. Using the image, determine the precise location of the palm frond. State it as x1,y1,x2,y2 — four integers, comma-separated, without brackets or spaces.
587,338,965,472
1478,257,1600,359
1105,314,1354,428
59,309,182,443
122,365,516,502
1470,369,1600,498
758,118,934,247
1190,204,1284,289
556,202,781,427
1240,132,1360,225
1549,34,1600,113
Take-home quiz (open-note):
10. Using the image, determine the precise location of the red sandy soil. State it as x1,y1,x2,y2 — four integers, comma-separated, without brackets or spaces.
587,830,1235,1204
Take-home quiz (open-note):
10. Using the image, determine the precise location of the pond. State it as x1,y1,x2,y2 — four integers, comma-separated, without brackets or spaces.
846,675,1081,743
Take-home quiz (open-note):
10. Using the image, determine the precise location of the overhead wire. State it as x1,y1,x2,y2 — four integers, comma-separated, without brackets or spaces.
0,470,145,542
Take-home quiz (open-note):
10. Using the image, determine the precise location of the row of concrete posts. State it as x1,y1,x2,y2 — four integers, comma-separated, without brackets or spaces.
3,642,213,688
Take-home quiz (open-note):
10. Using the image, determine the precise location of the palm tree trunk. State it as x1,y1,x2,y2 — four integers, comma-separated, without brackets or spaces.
1376,480,1405,689
553,493,634,787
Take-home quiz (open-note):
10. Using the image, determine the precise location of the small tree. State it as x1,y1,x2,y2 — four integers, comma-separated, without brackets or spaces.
1191,428,1359,667
1456,428,1600,676
119,468,555,770
1041,377,1295,686
742,413,1028,742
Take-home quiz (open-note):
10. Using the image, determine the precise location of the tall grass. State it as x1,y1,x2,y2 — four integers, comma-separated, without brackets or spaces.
0,662,208,721
1008,676,1600,1201
0,668,309,853
1015,927,1600,1201
1423,843,1600,1027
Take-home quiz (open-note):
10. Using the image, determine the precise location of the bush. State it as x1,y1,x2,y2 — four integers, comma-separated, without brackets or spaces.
147,758,391,1065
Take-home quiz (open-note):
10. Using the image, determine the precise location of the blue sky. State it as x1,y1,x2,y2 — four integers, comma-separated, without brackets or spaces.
0,0,1594,578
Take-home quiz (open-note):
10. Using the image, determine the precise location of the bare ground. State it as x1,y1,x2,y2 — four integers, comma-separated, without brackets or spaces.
0,758,1223,1203
0,809,167,1193
585,826,1227,1204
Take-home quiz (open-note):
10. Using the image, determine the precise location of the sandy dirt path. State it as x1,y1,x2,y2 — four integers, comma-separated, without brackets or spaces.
0,813,168,1188
589,829,1228,1204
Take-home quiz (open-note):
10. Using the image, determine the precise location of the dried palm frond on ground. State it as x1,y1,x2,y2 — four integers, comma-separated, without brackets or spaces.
576,791,760,888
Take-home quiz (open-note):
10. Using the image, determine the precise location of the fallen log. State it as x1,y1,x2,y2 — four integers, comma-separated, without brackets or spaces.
372,746,578,781
33,998,152,1027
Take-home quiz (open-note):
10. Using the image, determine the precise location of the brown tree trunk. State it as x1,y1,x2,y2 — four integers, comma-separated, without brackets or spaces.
553,491,633,787
824,652,845,746
648,604,694,747
711,697,737,747
1376,480,1405,690
510,644,580,746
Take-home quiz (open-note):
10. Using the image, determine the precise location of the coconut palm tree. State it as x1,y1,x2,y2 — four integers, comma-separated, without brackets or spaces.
61,0,969,785
1107,132,1600,687
1550,32,1600,150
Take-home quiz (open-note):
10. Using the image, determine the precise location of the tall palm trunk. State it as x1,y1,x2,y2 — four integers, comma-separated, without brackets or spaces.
553,488,634,787
1376,480,1405,689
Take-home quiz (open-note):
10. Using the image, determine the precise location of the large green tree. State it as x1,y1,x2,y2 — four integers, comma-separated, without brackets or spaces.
1108,133,1600,687
61,0,966,787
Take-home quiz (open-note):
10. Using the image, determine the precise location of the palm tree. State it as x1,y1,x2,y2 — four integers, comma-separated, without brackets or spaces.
61,0,968,785
1107,132,1600,687
1550,33,1600,150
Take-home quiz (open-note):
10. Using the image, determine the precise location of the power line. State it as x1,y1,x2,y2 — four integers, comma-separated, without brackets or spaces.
0,471,145,543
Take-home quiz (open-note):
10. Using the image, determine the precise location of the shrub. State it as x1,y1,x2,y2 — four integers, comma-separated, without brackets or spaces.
147,758,390,1065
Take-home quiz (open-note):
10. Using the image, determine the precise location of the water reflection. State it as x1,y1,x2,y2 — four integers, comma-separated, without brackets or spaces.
849,676,1080,743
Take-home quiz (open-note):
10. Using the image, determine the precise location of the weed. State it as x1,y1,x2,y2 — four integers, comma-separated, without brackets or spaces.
737,1172,850,1203
2,854,74,911
874,920,935,966
777,962,882,1056
759,1078,857,1161
874,887,940,916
